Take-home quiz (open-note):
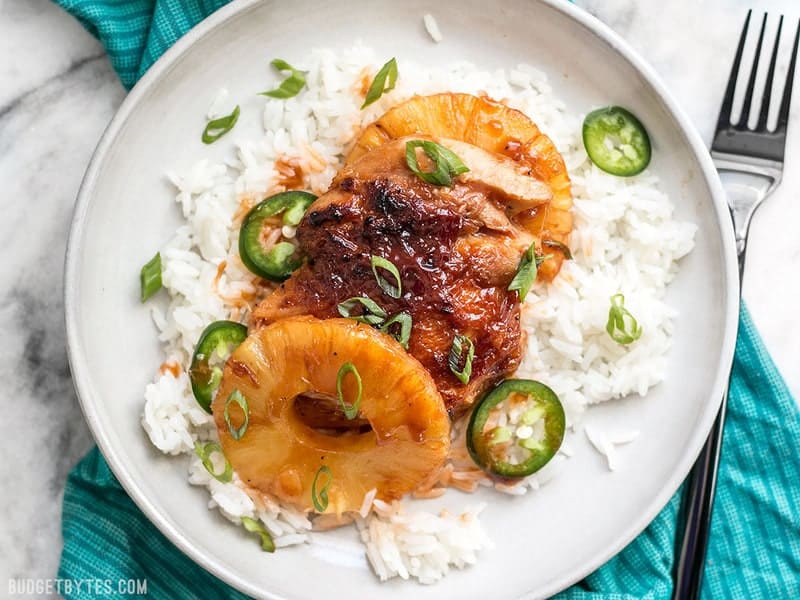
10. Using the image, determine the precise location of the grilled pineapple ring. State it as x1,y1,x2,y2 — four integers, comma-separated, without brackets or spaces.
347,92,573,280
213,316,450,514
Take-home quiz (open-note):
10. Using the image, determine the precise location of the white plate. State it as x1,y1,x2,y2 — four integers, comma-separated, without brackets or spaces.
64,0,738,598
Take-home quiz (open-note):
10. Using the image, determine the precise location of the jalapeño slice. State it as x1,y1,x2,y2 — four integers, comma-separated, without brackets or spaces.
189,320,248,413
467,379,565,479
582,106,651,177
238,191,316,281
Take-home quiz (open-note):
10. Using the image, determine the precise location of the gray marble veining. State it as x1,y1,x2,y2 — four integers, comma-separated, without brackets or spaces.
0,0,124,592
0,0,798,596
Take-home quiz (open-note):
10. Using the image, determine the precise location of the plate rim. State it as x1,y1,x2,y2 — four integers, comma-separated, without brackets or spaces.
63,0,739,597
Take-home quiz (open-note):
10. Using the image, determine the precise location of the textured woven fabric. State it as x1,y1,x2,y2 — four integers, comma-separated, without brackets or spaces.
556,306,800,599
56,0,231,89
54,1,800,597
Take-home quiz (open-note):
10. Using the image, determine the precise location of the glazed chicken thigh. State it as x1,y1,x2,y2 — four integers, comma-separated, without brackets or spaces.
254,136,551,415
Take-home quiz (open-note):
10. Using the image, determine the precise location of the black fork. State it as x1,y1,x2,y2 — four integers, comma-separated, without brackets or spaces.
672,10,799,600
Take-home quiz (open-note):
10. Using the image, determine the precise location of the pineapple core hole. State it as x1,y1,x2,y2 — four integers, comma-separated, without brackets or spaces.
292,392,373,436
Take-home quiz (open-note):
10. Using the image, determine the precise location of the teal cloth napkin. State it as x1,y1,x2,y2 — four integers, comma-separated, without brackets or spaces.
55,1,800,597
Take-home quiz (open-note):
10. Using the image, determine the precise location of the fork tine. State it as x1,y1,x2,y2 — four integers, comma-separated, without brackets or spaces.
776,19,800,133
756,15,783,131
717,10,752,130
737,13,768,129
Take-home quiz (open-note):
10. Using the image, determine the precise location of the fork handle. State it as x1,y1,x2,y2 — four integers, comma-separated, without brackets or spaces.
672,394,728,599
672,212,747,599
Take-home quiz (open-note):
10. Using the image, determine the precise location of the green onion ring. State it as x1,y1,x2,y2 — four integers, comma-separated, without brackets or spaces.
404,139,469,186
337,296,387,325
448,334,475,385
194,441,233,483
260,59,306,99
508,243,552,302
311,465,332,512
240,517,276,553
370,255,402,298
224,389,250,440
140,252,162,302
202,106,240,144
606,293,643,345
336,362,363,420
380,312,412,349
361,58,398,108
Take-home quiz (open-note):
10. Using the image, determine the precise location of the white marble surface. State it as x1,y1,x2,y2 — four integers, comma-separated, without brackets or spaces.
1,0,798,595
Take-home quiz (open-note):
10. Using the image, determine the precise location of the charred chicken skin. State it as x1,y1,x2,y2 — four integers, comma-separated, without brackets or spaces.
347,93,573,281
254,136,554,415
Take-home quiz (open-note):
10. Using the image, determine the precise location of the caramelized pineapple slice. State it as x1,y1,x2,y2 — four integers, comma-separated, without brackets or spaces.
213,316,450,514
347,93,573,280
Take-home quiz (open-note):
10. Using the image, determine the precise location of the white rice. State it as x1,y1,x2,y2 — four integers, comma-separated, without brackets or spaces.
206,87,232,119
584,426,641,472
356,501,490,584
423,14,443,43
141,40,695,584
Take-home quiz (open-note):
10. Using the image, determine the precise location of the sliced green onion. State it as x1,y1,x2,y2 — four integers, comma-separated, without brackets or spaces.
336,362,363,420
224,389,249,440
370,255,402,298
140,252,162,302
606,293,643,345
543,239,573,260
380,312,412,349
202,105,240,144
194,441,233,483
361,58,398,108
508,243,537,302
337,296,387,325
240,517,275,553
260,59,306,99
311,465,332,512
405,140,469,186
435,144,469,175
448,334,475,385
508,244,552,302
